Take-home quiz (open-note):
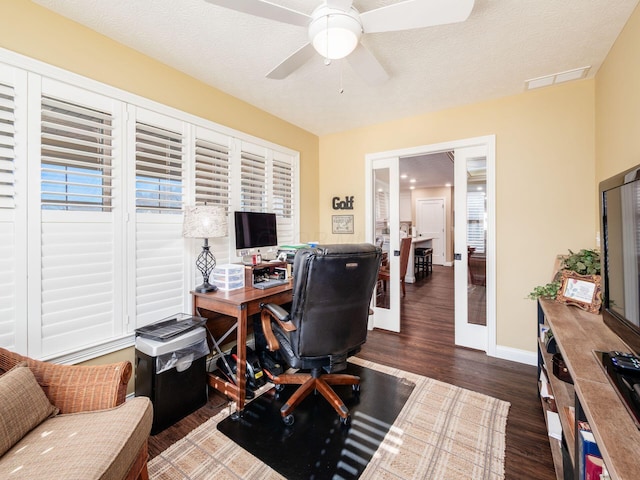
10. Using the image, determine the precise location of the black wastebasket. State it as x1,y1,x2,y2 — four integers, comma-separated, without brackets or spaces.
135,327,209,434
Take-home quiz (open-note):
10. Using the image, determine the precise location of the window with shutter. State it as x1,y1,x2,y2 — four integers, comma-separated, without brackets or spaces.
272,153,296,246
0,82,15,209
0,51,299,359
0,80,18,350
41,96,114,211
135,122,184,214
240,145,267,212
194,134,230,210
133,114,186,328
37,86,121,358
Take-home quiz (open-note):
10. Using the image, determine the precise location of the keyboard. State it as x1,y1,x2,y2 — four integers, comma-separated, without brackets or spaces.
253,278,288,289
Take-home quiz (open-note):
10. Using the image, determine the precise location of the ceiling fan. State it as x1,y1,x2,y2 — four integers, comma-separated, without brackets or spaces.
205,0,475,85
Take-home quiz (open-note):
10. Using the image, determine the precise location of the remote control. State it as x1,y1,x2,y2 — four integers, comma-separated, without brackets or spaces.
611,354,640,373
610,351,635,358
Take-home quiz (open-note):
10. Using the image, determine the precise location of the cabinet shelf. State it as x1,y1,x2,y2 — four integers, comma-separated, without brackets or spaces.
538,337,576,469
537,299,640,480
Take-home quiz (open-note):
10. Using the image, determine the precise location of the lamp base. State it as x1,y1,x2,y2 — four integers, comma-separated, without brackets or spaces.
194,282,218,294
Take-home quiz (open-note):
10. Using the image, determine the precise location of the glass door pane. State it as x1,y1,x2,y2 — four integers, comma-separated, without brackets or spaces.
371,157,400,332
467,158,487,326
374,168,390,310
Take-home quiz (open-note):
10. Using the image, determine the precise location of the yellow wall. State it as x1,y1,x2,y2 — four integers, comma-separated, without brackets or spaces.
319,81,597,352
596,3,640,184
0,0,320,241
3,1,626,357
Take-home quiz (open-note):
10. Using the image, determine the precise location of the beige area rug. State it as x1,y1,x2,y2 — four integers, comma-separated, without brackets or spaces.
149,358,510,480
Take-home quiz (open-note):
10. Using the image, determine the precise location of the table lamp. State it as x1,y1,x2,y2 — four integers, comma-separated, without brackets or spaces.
183,205,227,293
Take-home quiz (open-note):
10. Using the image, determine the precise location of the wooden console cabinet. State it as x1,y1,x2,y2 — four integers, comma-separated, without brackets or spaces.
537,299,640,479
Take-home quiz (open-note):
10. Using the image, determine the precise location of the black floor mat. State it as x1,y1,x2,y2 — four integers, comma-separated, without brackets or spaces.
217,363,414,480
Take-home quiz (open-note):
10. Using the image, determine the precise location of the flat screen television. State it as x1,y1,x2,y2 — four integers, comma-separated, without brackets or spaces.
600,164,640,356
234,211,278,256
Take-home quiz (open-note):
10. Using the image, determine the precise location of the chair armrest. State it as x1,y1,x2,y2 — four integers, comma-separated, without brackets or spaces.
0,347,131,414
260,303,296,352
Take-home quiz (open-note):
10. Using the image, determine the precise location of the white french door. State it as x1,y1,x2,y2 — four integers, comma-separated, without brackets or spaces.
454,145,488,351
367,156,401,332
366,135,496,355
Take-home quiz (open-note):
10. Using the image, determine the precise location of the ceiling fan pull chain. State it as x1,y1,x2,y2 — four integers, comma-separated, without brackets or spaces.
339,60,344,94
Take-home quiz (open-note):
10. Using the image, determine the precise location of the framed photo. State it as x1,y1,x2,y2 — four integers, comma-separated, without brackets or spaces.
332,215,354,234
556,270,602,313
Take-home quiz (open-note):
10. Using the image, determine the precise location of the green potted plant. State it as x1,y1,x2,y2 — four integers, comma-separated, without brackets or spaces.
528,249,601,300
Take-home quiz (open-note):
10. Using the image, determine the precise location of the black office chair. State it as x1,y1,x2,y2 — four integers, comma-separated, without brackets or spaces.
260,243,382,426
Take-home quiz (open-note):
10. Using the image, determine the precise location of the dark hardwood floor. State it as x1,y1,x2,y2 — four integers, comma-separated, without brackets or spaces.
149,265,555,480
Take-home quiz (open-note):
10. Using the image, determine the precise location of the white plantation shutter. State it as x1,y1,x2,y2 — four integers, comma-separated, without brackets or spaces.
0,66,26,352
194,129,230,210
272,152,296,246
0,81,17,347
133,110,186,329
37,82,122,357
235,144,298,247
41,96,114,211
134,221,185,328
0,82,16,209
0,225,18,348
39,218,118,354
240,143,267,212
135,121,184,213
190,128,232,282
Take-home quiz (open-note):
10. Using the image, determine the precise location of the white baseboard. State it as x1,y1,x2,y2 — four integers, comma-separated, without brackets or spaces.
493,345,537,366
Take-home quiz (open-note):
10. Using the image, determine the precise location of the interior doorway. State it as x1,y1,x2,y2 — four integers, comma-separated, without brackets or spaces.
365,135,495,356
415,197,446,265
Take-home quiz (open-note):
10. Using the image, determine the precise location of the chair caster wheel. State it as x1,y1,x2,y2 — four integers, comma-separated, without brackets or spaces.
275,384,285,392
340,415,351,427
282,414,295,426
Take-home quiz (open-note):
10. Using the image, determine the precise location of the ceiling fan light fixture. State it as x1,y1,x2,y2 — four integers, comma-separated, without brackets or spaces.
309,7,362,60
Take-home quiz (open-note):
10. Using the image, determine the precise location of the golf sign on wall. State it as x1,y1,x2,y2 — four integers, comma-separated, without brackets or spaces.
332,196,354,210
332,196,354,234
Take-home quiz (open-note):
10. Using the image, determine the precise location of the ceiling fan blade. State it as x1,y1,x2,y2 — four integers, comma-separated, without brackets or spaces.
266,43,317,80
205,0,309,27
346,44,389,86
326,0,353,12
361,0,475,33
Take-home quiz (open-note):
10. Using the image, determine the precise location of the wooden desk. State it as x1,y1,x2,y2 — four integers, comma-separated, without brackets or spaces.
191,281,293,414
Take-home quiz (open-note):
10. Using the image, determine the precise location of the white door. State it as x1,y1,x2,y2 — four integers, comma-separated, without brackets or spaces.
454,145,487,351
367,156,401,332
416,198,445,265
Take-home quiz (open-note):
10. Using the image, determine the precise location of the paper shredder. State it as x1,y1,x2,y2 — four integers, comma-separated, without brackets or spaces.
135,326,209,434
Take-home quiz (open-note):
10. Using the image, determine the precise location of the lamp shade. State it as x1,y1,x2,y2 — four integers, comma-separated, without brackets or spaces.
309,8,362,60
182,205,227,239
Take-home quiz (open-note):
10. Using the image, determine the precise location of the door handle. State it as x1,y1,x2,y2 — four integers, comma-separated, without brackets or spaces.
394,250,400,256
454,253,462,260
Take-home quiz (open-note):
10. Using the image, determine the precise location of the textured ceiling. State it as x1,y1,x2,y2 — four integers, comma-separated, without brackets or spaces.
33,0,639,136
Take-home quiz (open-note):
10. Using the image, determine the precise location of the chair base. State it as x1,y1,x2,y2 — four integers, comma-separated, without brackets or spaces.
272,372,360,421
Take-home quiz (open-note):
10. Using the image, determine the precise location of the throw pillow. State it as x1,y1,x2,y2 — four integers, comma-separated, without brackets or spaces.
0,362,59,456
